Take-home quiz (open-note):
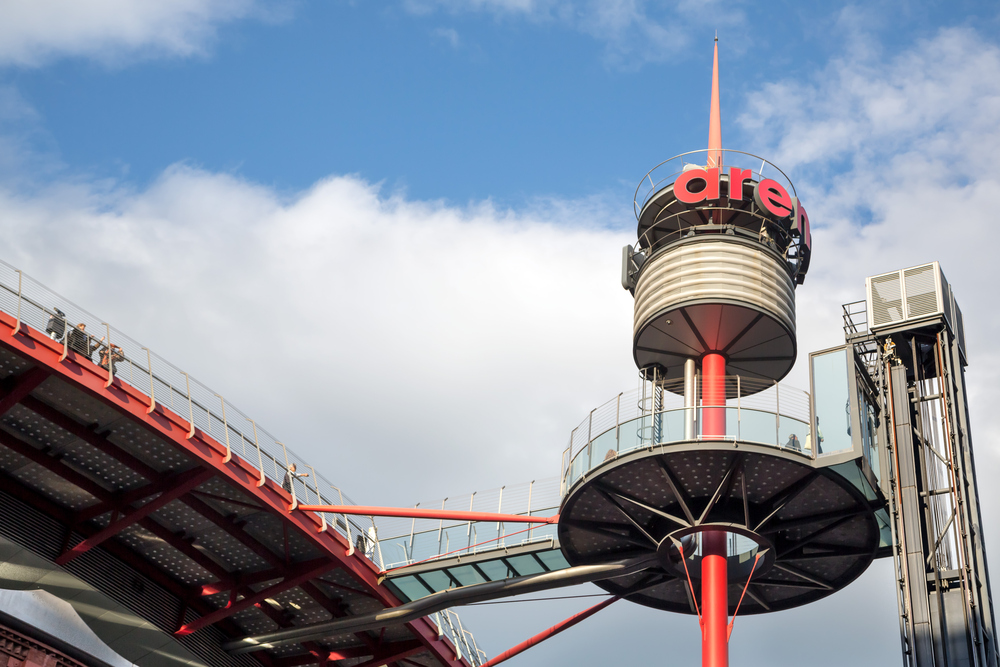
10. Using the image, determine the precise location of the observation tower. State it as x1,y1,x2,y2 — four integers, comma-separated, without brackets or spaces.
0,38,992,667
559,39,876,667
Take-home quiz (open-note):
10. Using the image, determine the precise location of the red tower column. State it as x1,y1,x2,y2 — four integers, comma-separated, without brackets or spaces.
702,352,726,438
701,530,729,667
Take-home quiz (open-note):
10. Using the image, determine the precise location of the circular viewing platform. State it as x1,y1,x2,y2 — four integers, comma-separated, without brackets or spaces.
561,376,811,492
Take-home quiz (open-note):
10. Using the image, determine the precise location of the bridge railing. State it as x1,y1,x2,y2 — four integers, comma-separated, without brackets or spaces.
0,259,385,570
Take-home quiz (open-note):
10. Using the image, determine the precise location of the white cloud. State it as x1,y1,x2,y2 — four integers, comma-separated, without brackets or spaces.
402,0,744,68
0,0,275,67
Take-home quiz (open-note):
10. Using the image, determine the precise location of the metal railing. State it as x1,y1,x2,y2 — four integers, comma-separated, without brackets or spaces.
376,479,562,571
561,375,814,492
431,609,488,666
0,259,387,570
634,148,798,219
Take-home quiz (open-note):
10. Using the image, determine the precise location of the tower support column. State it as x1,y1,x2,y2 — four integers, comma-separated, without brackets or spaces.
701,530,729,667
702,353,726,438
684,358,697,440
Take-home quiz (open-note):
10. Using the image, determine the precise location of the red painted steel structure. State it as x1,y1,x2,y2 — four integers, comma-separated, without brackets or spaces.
701,531,729,667
699,41,731,667
0,306,470,667
480,596,620,667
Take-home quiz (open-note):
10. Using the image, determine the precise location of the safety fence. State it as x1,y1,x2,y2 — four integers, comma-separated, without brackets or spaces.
376,479,562,571
0,260,389,568
562,376,813,491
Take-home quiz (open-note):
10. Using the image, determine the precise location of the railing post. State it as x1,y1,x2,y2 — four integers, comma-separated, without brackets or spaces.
59,318,69,362
102,323,113,388
279,440,296,511
737,375,742,440
338,486,354,556
143,348,156,414
11,270,21,337
466,492,476,550
496,486,505,548
408,504,418,562
526,480,534,542
307,464,325,533
436,498,447,554
215,394,231,463
616,392,622,451
249,419,266,487
183,372,195,439
775,380,780,446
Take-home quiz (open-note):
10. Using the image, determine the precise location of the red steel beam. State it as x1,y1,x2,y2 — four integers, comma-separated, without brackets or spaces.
177,560,335,635
0,315,468,667
702,530,729,667
296,505,559,525
76,468,209,522
57,467,214,565
481,596,620,667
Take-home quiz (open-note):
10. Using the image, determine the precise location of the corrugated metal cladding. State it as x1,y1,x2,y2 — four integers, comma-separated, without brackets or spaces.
633,239,796,336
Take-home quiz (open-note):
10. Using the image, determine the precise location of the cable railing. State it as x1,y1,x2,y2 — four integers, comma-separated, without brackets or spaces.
431,609,488,666
633,148,798,219
561,375,814,492
376,479,562,571
0,259,386,570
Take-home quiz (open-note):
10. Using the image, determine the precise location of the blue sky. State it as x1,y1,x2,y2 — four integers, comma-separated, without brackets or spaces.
1,2,999,666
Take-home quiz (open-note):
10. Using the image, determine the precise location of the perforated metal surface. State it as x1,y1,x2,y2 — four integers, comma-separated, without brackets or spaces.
558,444,882,615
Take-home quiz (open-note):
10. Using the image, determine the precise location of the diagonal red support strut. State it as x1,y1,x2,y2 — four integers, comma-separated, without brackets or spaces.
56,467,214,565
296,504,558,525
176,560,336,635
481,596,620,667
0,367,48,416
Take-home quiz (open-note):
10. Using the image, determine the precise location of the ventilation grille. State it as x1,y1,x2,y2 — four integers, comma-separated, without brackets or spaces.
867,263,948,331
903,265,938,318
870,273,903,326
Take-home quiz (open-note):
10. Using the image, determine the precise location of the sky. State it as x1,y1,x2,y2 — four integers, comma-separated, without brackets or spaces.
1,1,999,666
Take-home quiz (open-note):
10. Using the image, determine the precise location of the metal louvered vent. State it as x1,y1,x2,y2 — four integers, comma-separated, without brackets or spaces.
870,272,903,326
903,265,938,319
865,262,963,340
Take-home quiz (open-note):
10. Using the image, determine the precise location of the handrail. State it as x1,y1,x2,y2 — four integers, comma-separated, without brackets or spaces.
0,259,383,568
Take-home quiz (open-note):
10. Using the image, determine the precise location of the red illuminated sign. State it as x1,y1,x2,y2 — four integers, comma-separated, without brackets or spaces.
673,165,812,281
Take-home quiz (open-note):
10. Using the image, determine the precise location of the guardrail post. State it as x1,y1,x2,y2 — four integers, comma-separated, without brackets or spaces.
143,348,156,414
526,480,534,542
59,318,69,362
436,498,447,554
102,323,113,388
466,492,475,550
11,270,21,337
737,375,742,440
215,394,231,463
337,486,354,556
249,419,266,487
408,504,417,562
279,440,296,511
774,380,780,446
183,372,195,439
306,465,325,532
616,392,621,451
496,486,505,548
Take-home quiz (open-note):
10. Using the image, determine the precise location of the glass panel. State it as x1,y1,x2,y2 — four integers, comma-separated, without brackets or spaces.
535,549,571,571
570,451,586,486
389,576,431,602
447,565,487,586
617,415,645,454
478,559,516,581
419,570,454,593
779,416,809,454
739,409,778,445
661,409,686,442
505,554,545,575
812,348,853,454
590,429,618,467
